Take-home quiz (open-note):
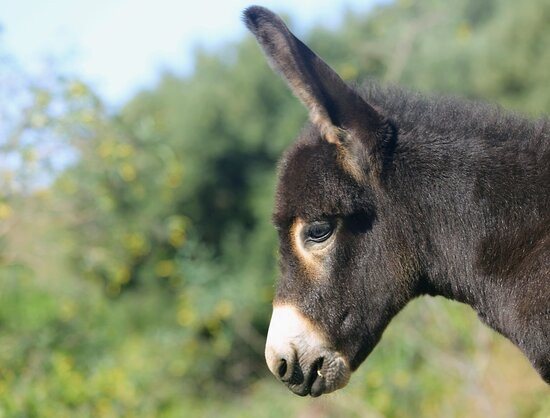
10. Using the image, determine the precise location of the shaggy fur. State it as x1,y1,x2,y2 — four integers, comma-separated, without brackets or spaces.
244,5,550,391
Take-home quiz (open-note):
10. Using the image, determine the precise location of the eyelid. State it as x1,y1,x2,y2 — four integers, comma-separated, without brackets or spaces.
307,220,331,229
305,233,330,243
303,220,335,244
308,224,331,237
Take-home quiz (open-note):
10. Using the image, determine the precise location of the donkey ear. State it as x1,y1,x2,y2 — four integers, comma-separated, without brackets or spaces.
243,6,385,147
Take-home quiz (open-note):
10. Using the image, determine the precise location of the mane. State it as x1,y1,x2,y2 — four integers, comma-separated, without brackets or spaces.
356,81,550,151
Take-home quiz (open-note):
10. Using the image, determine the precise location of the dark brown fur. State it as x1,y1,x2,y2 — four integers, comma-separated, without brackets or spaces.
244,6,550,387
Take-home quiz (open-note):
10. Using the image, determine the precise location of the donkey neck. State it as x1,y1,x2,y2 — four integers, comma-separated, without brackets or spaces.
387,124,549,339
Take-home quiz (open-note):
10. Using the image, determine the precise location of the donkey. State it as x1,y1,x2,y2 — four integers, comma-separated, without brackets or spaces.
243,6,549,397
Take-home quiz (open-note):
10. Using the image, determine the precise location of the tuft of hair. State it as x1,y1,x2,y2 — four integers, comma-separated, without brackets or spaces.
242,6,280,35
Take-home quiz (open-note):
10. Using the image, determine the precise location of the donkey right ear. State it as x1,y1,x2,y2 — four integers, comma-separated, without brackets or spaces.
243,6,385,150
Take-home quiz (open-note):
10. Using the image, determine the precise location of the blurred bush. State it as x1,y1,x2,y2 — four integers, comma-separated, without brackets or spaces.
0,0,549,416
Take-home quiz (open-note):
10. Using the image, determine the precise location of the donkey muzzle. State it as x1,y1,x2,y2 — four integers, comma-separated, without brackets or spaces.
264,305,351,397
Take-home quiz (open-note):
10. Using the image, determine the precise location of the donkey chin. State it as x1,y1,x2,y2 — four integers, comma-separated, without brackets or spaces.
264,305,351,397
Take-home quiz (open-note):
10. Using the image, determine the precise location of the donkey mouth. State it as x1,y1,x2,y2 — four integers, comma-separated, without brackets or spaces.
287,354,350,397
316,354,351,396
309,357,326,397
288,356,325,397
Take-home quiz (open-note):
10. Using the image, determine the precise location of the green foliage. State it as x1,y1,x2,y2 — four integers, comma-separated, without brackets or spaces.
1,0,550,416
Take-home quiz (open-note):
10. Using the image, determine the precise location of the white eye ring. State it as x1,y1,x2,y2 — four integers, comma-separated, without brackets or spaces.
317,369,323,377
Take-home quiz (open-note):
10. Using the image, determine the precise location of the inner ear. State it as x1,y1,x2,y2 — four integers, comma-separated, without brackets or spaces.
243,6,385,148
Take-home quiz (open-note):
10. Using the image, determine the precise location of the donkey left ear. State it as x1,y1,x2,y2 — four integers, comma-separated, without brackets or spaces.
243,6,387,164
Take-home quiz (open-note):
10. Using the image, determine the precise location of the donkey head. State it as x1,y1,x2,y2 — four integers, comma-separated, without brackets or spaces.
244,6,417,397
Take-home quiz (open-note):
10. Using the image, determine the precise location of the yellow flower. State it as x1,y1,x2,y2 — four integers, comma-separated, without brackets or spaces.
393,370,410,388
67,81,88,98
456,22,472,43
60,301,77,321
35,90,51,107
123,233,147,256
113,265,131,284
116,143,134,158
98,141,114,159
166,215,187,247
177,307,196,326
205,317,221,334
166,164,184,188
119,163,136,182
58,177,78,195
0,203,12,220
81,109,95,124
169,229,185,247
155,260,175,277
215,300,233,319
339,63,358,81
34,188,51,201
53,353,74,374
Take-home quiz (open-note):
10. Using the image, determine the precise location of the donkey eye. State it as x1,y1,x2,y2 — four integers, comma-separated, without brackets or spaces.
303,220,334,243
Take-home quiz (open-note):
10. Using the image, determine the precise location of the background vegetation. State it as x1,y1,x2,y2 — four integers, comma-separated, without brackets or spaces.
1,0,549,416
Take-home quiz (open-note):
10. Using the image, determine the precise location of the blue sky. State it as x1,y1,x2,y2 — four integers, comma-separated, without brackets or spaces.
1,0,383,106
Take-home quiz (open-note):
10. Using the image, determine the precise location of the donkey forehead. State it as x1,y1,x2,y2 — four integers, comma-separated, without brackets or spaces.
273,126,367,225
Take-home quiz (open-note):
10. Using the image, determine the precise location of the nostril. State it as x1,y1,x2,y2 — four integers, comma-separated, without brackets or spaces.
277,359,287,378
